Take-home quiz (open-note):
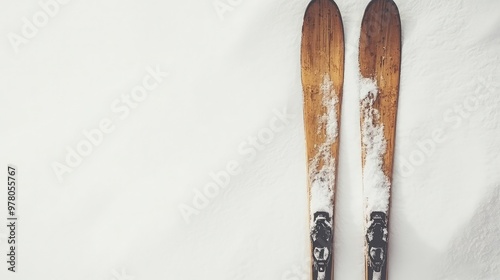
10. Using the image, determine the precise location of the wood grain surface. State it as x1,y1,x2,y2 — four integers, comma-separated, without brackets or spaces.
301,0,344,181
359,0,401,180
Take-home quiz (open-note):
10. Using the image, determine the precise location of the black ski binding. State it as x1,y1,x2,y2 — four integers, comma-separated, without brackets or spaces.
311,211,333,279
366,211,388,273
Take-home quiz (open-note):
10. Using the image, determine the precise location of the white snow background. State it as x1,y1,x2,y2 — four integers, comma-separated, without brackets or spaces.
0,0,499,279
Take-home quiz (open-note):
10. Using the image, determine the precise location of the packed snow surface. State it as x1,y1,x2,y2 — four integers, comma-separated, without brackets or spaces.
309,74,339,225
360,77,391,214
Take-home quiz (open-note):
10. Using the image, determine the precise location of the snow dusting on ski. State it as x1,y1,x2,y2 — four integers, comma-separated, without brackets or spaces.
360,77,391,215
309,74,339,226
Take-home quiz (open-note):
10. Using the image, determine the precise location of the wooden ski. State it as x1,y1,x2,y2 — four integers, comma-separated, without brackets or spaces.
358,0,401,280
301,0,344,279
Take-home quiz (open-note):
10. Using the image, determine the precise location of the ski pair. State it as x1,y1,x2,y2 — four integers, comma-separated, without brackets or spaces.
301,0,401,280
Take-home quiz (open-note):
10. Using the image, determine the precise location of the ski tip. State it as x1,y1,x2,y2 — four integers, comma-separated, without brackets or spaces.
364,0,400,15
302,0,344,33
361,0,401,35
304,0,342,16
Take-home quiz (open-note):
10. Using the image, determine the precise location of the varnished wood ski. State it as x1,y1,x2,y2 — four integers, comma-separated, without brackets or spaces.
359,0,401,280
301,1,344,280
